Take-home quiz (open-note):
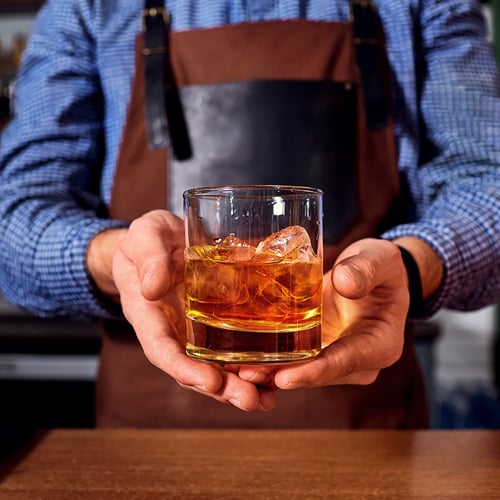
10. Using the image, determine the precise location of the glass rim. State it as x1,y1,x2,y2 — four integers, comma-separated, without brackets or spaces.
183,184,323,199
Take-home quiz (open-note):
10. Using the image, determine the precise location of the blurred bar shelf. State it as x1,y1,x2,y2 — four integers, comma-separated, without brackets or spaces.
0,1,43,13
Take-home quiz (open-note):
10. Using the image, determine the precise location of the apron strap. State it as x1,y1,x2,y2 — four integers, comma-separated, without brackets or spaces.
142,0,169,149
143,0,388,144
143,0,191,158
351,0,389,130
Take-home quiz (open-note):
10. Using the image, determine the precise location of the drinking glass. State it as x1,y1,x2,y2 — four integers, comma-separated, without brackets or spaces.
183,185,323,364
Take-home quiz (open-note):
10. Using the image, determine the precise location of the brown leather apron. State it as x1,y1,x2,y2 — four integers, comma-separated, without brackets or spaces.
97,12,428,429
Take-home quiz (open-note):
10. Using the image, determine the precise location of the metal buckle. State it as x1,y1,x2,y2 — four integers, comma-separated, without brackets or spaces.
141,6,170,32
350,0,379,44
349,0,377,22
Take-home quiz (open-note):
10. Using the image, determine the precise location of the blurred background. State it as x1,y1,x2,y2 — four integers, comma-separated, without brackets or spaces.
0,0,499,459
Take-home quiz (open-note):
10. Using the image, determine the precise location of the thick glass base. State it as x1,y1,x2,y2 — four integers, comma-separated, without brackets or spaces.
185,320,321,365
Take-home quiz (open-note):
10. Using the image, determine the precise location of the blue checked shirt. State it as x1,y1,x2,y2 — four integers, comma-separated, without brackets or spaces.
0,0,499,320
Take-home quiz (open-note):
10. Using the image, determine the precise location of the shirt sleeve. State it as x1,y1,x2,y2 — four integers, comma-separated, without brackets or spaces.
0,0,127,320
382,0,500,319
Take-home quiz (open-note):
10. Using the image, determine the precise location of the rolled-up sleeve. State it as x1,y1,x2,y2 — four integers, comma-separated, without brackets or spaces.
0,1,127,320
382,0,500,319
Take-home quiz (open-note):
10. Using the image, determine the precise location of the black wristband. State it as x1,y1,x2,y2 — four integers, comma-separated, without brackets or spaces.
397,246,424,318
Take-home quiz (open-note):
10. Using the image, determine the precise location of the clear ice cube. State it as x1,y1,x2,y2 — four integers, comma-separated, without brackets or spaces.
216,235,256,262
255,225,314,261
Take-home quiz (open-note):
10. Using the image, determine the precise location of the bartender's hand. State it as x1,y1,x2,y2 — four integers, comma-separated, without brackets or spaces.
88,210,276,412
238,237,443,390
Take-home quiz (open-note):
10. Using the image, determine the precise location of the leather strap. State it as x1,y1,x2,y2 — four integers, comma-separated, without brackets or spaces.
143,0,169,149
398,246,425,318
143,0,192,158
351,0,388,131
143,0,389,146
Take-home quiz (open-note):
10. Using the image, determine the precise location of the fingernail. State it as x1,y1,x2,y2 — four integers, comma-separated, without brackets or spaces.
247,371,272,385
276,376,299,390
193,384,207,393
228,398,245,411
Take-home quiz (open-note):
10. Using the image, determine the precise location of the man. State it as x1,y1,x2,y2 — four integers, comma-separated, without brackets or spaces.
0,0,498,428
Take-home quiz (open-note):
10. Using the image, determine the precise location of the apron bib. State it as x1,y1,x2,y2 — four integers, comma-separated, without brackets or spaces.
168,80,357,244
100,7,428,429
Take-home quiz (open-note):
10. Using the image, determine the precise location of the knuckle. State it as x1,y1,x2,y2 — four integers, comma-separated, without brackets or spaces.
332,341,359,379
380,340,404,368
141,346,158,368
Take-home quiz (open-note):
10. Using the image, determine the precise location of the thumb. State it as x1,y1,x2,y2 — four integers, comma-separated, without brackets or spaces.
120,210,185,301
331,239,402,299
139,253,177,300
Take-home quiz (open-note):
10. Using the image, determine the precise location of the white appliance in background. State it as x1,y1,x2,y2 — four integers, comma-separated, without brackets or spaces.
0,354,98,381
0,295,99,382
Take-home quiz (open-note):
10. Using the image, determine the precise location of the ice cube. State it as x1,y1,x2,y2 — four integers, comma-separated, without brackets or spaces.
192,263,250,305
185,245,250,305
216,235,256,262
255,225,313,260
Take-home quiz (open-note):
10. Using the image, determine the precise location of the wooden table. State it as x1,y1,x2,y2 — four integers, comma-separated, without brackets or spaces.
1,429,499,499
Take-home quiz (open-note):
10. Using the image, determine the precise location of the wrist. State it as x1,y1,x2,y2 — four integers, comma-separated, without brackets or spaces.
392,236,444,316
86,228,128,302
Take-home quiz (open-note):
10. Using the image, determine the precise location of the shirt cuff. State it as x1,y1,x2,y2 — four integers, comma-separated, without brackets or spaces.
36,217,129,321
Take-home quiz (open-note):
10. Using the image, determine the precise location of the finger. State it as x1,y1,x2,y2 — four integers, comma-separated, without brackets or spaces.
258,386,278,410
136,308,226,394
320,369,380,386
177,372,277,411
114,250,225,394
273,329,402,390
238,365,277,386
222,364,241,374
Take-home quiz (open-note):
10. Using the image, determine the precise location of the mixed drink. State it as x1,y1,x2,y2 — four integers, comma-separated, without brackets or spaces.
185,225,322,363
